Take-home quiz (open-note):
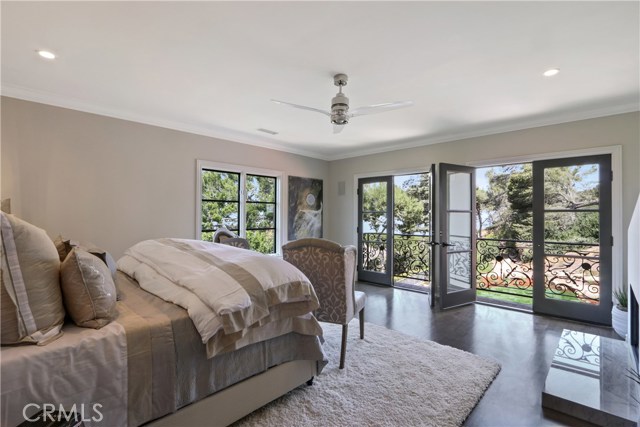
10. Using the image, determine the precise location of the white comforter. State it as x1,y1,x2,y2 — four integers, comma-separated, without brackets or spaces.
118,239,321,356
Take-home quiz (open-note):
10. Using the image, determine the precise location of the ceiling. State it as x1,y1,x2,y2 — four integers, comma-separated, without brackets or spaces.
2,2,638,161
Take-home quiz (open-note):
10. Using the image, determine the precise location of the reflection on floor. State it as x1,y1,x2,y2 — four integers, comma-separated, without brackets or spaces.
542,330,639,426
357,281,632,427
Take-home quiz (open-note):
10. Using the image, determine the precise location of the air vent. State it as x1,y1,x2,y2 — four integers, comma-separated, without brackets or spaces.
257,128,278,135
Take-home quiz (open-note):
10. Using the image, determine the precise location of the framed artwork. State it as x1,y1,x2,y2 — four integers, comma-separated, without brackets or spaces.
288,176,323,240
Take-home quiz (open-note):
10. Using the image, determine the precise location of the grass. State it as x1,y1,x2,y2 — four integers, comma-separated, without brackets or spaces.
479,285,598,306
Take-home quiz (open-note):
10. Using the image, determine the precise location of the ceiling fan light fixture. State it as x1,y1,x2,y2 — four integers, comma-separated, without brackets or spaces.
36,50,56,60
543,68,560,77
331,115,348,125
272,73,413,132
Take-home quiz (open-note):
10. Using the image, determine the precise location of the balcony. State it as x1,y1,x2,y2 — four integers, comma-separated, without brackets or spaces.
362,233,601,307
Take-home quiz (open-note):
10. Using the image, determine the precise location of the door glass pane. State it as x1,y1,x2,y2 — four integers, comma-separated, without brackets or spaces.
543,253,600,304
448,251,471,292
544,212,599,246
544,164,600,210
448,172,470,210
449,212,471,251
363,212,386,235
543,163,602,305
361,181,389,274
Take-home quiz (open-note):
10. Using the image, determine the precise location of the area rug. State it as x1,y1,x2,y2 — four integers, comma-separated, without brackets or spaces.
235,321,501,427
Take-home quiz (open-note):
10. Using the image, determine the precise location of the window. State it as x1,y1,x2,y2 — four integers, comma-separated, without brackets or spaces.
245,174,277,253
197,161,281,254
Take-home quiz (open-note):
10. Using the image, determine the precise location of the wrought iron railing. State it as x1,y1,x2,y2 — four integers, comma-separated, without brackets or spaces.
393,234,431,281
362,233,431,281
362,234,600,304
476,238,534,300
476,238,600,304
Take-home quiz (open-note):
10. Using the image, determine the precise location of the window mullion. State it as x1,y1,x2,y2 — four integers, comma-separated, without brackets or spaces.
239,172,246,238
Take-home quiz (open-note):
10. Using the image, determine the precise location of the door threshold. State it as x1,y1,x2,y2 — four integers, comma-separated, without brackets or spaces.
475,299,533,314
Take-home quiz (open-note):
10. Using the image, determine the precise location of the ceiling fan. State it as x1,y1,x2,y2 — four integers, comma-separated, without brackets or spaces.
272,73,413,134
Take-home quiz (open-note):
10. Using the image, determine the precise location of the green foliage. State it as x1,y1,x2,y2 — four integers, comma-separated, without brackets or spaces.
394,185,427,235
505,165,533,241
201,170,240,231
246,230,275,254
613,286,628,309
201,171,276,254
361,174,431,237
362,182,389,233
476,163,600,244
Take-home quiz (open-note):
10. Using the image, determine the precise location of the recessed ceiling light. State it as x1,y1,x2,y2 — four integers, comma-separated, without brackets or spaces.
36,50,56,60
543,68,560,77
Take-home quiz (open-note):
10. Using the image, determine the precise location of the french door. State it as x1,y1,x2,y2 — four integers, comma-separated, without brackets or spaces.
357,176,393,285
438,163,477,309
356,156,612,325
532,155,612,324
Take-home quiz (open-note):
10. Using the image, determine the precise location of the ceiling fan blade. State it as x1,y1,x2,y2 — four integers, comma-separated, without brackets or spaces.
349,100,414,118
271,99,331,117
333,124,345,134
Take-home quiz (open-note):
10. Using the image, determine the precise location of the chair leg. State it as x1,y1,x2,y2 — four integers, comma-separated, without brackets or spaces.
340,324,348,369
359,308,365,339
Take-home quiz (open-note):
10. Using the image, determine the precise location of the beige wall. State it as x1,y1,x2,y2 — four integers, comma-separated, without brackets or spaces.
2,97,638,285
327,111,639,285
1,97,329,258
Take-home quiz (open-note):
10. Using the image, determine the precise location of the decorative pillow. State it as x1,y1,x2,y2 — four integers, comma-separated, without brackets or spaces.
52,235,117,279
53,235,69,262
60,248,117,328
88,249,118,279
0,213,65,345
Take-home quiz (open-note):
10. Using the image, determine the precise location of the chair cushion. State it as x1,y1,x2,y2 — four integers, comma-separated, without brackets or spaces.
355,290,367,314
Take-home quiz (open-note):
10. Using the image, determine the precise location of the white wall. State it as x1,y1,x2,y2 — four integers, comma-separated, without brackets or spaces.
1,97,329,258
326,112,639,285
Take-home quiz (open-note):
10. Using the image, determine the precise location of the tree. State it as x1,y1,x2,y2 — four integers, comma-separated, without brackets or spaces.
476,164,600,243
201,171,277,253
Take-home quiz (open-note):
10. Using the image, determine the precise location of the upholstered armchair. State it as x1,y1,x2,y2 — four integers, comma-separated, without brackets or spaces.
282,238,366,369
213,226,250,249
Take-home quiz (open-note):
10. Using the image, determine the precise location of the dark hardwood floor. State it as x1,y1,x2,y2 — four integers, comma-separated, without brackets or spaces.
356,282,619,427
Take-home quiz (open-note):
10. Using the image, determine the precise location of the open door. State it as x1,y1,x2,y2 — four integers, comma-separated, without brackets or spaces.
429,163,437,307
438,163,476,309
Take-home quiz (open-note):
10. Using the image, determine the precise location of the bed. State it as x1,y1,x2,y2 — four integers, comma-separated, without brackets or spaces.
1,228,327,427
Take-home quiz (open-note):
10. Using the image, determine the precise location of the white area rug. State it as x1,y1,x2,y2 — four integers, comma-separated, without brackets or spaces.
236,321,501,427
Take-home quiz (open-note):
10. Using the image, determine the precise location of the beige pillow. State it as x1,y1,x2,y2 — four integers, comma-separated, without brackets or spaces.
1,213,65,345
60,248,117,328
53,236,117,279
53,235,69,262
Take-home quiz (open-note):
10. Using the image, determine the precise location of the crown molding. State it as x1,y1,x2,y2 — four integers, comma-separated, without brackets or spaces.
2,83,637,163
325,102,639,161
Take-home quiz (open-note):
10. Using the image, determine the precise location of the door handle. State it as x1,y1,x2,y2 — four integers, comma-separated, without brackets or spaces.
441,242,453,247
429,241,440,246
